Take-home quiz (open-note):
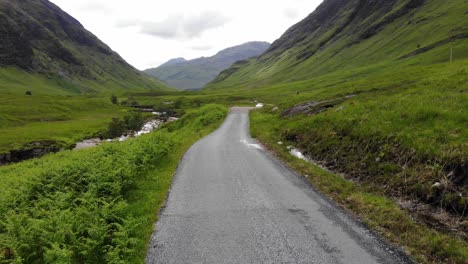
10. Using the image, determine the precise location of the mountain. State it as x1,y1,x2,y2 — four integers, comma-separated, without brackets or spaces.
144,41,270,90
206,0,467,90
162,57,187,67
0,0,170,94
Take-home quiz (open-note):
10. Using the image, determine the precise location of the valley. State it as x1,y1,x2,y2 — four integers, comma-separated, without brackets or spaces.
0,0,467,263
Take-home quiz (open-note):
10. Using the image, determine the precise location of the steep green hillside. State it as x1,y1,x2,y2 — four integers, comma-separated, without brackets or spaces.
0,0,170,94
207,0,467,89
144,42,270,90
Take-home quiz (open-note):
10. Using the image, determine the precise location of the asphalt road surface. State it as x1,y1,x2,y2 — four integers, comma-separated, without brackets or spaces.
146,107,411,264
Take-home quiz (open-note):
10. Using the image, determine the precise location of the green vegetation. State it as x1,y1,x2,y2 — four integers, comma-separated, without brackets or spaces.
105,112,145,138
0,105,228,263
0,94,129,154
110,95,118,105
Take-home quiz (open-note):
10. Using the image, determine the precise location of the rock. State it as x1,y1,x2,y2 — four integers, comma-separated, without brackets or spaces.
335,106,345,112
277,141,283,145
281,95,357,117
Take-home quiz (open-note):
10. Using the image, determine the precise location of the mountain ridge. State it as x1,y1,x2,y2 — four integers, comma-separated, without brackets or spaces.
145,41,270,90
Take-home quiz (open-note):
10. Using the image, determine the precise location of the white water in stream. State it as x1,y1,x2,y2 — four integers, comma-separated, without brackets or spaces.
74,118,177,150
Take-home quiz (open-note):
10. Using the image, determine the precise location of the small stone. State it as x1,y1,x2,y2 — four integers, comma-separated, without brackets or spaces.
375,157,381,162
277,141,283,145
335,106,345,112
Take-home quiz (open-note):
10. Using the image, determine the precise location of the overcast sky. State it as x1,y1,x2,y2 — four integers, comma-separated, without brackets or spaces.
50,0,322,70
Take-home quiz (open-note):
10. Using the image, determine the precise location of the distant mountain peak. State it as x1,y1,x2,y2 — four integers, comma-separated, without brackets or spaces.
162,57,187,67
144,41,270,90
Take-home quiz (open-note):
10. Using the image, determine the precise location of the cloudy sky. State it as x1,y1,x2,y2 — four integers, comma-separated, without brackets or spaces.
50,0,322,70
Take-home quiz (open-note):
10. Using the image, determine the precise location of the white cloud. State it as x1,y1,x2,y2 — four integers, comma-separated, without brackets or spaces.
50,0,323,70
283,8,300,19
190,44,213,51
140,11,230,40
76,2,112,13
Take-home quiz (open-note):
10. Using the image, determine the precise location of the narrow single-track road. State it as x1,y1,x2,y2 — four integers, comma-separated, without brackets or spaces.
146,107,411,264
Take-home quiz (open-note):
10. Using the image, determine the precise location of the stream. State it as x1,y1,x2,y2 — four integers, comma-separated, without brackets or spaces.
75,117,178,150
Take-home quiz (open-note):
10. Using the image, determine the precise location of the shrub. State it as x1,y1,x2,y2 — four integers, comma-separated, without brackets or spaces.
106,117,126,138
110,95,118,104
124,112,144,131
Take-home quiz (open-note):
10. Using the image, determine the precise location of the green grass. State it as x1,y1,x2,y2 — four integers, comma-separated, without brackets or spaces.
0,67,173,96
0,64,173,156
250,110,468,264
0,68,80,95
0,104,228,263
0,93,129,154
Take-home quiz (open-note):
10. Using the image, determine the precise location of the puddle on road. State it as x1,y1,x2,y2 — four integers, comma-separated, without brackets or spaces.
240,139,263,150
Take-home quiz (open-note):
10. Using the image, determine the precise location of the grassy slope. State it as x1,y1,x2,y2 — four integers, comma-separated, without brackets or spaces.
0,93,129,153
0,67,172,96
0,105,228,263
0,68,172,155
